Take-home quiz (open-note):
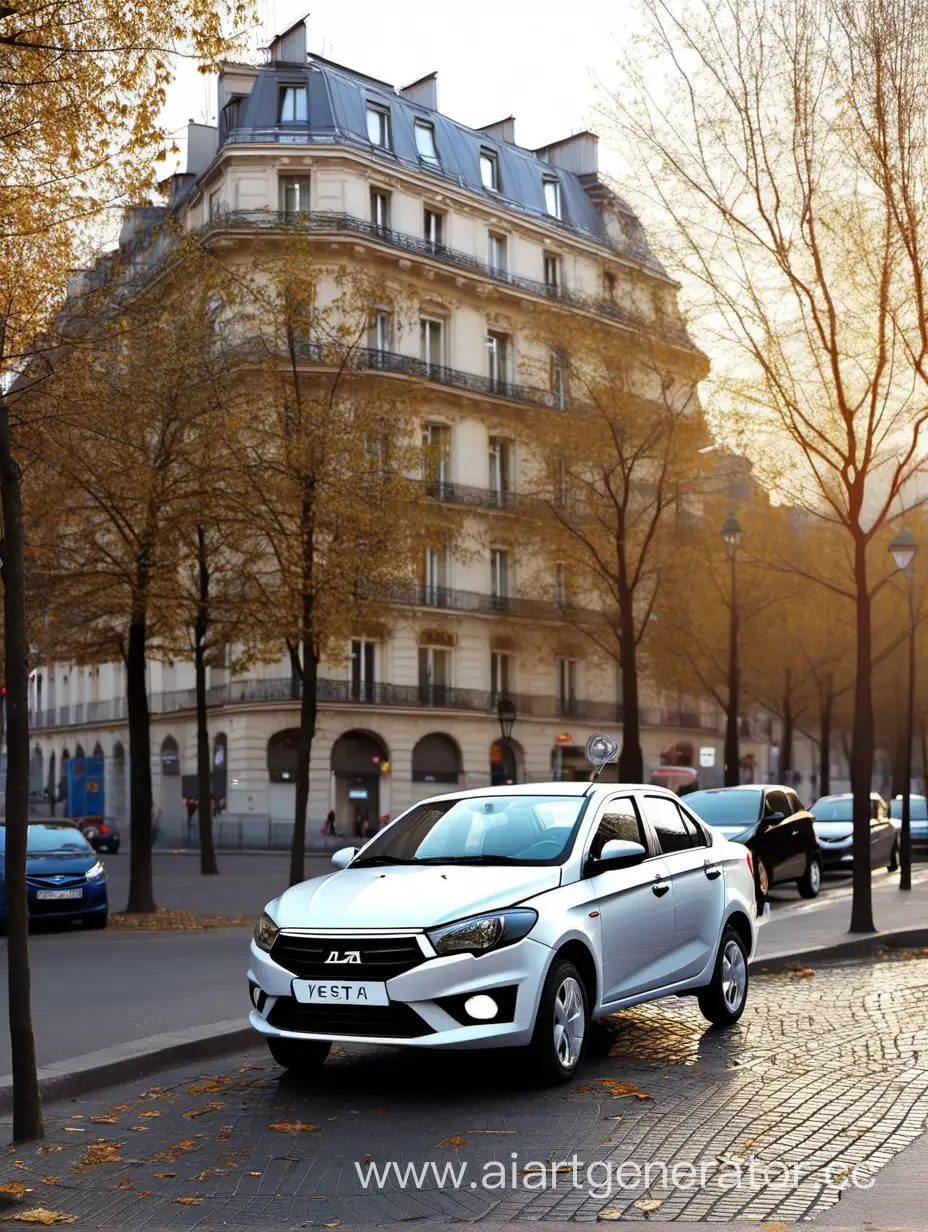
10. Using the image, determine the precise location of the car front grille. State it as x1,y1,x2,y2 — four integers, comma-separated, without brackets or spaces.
27,875,85,889
266,998,434,1038
270,933,426,981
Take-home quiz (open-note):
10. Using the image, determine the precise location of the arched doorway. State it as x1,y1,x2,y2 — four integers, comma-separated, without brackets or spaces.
75,742,85,758
331,730,388,838
267,728,301,822
159,735,183,823
92,741,104,758
412,733,461,785
490,738,522,786
112,741,126,819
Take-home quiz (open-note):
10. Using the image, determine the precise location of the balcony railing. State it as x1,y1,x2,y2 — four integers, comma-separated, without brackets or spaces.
202,209,694,348
384,580,590,622
28,683,721,731
425,481,532,513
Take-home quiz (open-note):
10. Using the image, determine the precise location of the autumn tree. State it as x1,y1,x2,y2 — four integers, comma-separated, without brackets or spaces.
223,246,442,885
522,314,708,780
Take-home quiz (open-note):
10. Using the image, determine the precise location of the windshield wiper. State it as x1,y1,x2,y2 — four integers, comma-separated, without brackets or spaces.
349,855,417,867
415,855,523,865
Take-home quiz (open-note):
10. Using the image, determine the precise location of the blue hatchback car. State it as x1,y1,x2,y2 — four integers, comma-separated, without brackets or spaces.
0,822,108,929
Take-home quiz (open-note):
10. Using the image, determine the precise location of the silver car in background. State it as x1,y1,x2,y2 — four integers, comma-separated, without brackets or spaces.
890,794,928,850
249,780,763,1084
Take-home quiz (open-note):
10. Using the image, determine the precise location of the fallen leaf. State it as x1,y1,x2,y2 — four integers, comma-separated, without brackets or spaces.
151,1140,198,1164
325,1222,341,1228
174,1197,204,1205
636,1198,662,1212
89,1116,119,1125
111,1105,129,1113
112,1181,134,1192
126,1128,148,1133
187,1079,228,1095
139,1111,160,1119
138,1191,152,1197
153,1173,176,1179
598,1210,623,1221
70,1142,123,1172
61,1130,83,1135
1,1212,78,1226
247,1172,261,1177
35,1151,61,1158
269,1122,320,1133
183,1102,224,1119
436,1135,466,1149
760,1224,787,1231
238,1064,264,1073
0,1185,25,1203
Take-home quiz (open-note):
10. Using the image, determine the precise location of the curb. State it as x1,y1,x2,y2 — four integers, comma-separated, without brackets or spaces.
751,925,928,973
0,1018,253,1113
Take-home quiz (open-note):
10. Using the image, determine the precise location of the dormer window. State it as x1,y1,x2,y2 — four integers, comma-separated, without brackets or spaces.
366,103,393,149
414,120,440,167
278,85,307,123
480,149,499,193
544,177,562,219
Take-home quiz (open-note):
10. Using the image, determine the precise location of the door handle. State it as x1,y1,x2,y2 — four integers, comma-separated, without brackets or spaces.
652,881,670,898
704,863,722,880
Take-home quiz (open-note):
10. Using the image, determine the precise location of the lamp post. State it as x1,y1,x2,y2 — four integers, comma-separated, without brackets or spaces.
721,513,744,787
496,697,517,784
889,526,918,891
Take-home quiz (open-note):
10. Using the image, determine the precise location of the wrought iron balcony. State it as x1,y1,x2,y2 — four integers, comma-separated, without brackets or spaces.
424,481,533,513
203,209,694,349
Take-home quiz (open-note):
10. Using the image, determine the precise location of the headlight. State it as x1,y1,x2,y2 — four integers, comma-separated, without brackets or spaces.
253,912,279,953
85,862,105,881
428,908,537,957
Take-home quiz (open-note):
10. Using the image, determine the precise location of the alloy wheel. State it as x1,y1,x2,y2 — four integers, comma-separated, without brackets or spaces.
553,976,585,1069
809,857,821,893
721,939,747,1011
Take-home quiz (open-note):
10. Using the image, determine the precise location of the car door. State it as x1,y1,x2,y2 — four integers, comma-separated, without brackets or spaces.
584,795,675,1003
641,794,725,981
786,789,817,874
759,789,804,882
869,797,894,867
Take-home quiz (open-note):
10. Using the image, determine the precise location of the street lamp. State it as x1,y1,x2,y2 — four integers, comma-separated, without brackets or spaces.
496,696,517,783
721,512,744,787
889,525,918,891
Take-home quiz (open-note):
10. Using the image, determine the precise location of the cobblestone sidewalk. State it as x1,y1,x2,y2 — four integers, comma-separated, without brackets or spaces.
0,955,926,1229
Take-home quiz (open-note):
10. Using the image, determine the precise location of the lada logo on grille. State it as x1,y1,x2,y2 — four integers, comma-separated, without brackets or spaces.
324,950,361,964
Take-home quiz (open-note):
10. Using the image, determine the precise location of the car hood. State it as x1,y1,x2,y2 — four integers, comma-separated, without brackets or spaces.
22,852,97,875
814,822,853,840
270,864,562,930
709,822,757,844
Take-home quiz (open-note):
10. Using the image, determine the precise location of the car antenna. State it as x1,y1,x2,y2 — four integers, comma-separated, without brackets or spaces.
585,733,619,783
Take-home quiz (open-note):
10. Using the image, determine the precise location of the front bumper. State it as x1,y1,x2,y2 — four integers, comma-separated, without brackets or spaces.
818,838,854,868
248,932,552,1050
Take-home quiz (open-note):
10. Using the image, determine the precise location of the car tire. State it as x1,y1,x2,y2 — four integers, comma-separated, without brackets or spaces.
526,957,589,1084
697,927,749,1027
888,840,899,872
755,858,771,903
796,854,822,899
82,913,107,930
266,1036,331,1074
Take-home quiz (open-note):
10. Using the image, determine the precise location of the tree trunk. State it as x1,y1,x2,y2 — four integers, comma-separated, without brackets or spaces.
0,402,44,1141
194,525,218,876
819,680,833,799
616,575,643,781
921,717,928,795
723,551,740,786
781,673,794,785
125,607,156,913
291,633,318,887
849,531,875,933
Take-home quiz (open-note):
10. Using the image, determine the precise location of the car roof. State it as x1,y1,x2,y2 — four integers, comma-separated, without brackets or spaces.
3,819,80,827
415,781,680,805
689,785,767,794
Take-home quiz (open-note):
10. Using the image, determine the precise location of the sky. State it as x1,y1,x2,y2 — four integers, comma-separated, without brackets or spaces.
161,0,634,183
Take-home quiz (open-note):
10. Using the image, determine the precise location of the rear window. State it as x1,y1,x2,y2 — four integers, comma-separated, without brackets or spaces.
891,798,928,820
812,798,853,821
685,790,762,825
0,825,93,855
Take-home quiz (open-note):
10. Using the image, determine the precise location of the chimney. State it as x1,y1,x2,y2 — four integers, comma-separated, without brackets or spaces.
400,72,438,112
267,14,308,64
479,116,516,145
535,131,599,175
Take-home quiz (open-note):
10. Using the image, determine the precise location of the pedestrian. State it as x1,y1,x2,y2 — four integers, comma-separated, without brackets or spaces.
380,812,390,830
322,809,336,836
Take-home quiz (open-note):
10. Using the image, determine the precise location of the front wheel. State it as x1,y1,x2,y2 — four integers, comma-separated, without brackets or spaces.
266,1036,331,1074
526,958,588,1084
697,928,749,1027
796,853,822,899
82,913,107,930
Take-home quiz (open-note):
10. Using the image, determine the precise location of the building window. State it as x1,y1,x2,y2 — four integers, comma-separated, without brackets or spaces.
423,546,450,604
553,456,568,505
414,119,440,167
555,563,567,606
424,208,443,247
350,639,376,703
544,254,560,293
369,309,392,358
551,350,568,409
420,318,444,370
418,646,451,699
480,149,499,192
490,548,510,603
556,658,577,716
279,175,311,217
366,103,392,149
491,650,511,698
208,189,221,221
486,331,509,390
268,728,301,782
604,271,617,302
544,177,562,219
278,86,307,123
160,735,180,777
487,231,507,273
488,436,511,503
370,188,390,230
423,422,451,489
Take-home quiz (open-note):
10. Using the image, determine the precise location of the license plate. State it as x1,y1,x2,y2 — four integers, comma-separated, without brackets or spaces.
292,979,389,1006
36,889,83,901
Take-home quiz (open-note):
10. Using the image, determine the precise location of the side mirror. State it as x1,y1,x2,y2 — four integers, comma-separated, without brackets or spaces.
764,811,785,825
331,846,358,870
593,839,646,869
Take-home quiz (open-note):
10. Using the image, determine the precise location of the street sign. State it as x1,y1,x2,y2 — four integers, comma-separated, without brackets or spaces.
699,746,716,768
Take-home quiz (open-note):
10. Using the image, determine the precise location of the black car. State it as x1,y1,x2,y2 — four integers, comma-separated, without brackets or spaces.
685,785,822,900
75,817,120,855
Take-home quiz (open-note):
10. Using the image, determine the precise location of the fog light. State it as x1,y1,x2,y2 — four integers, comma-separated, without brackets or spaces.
464,994,498,1021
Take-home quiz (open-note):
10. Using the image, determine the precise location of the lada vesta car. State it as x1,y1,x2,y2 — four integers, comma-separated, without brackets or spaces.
249,780,763,1083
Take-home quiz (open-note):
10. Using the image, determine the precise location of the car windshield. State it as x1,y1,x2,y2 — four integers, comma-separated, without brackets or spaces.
0,825,93,855
812,798,854,821
891,798,928,820
685,790,762,826
351,795,588,866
